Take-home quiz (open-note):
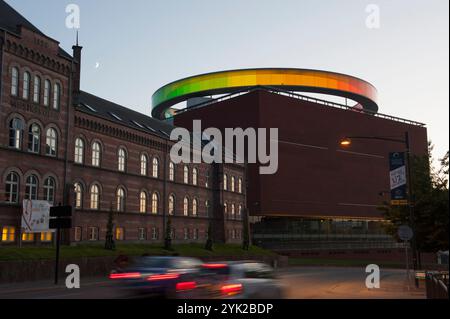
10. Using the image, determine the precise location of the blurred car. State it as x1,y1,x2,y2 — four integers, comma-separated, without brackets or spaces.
109,256,203,298
194,261,285,299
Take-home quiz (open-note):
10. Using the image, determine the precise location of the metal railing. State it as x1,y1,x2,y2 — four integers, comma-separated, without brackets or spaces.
425,271,449,299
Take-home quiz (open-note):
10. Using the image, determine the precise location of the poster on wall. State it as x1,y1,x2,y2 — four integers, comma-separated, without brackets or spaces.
21,200,54,233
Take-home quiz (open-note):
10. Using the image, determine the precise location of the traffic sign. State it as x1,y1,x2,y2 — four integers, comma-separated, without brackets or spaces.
50,205,72,217
398,225,413,241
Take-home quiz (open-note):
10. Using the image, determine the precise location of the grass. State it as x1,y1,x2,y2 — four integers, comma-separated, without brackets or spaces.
0,243,275,262
288,257,406,268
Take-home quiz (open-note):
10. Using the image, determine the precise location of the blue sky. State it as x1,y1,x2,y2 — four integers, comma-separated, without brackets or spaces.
6,0,449,162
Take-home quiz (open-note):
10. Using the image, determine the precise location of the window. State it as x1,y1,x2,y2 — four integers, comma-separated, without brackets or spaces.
74,138,84,164
169,162,175,181
28,124,40,153
138,228,146,240
74,183,82,209
33,75,41,103
115,227,124,240
25,175,38,200
2,226,15,242
205,171,209,188
205,200,210,217
9,118,23,149
183,166,189,184
43,80,51,106
231,176,235,192
192,168,198,186
118,148,126,172
74,227,82,242
53,83,60,110
43,177,56,204
116,187,125,212
139,191,147,213
224,203,228,217
151,227,158,240
140,154,147,176
193,229,199,240
90,184,100,210
232,229,236,239
40,232,53,242
238,178,243,194
231,204,236,220
152,157,159,178
168,195,175,215
23,71,30,99
22,232,34,242
11,67,19,96
183,228,189,240
223,174,228,191
5,172,19,203
170,228,175,240
151,192,159,214
192,198,198,217
88,227,99,241
92,142,101,167
238,205,243,220
45,128,57,156
183,197,189,216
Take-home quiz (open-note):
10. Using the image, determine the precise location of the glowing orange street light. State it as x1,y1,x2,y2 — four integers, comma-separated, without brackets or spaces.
339,137,352,147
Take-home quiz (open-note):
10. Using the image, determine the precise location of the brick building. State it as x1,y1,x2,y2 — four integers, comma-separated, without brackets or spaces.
0,1,246,245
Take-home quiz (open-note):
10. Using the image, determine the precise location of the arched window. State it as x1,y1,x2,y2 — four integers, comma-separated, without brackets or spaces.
231,176,235,192
74,183,82,209
152,192,159,214
74,138,84,164
116,187,125,212
9,118,23,149
192,168,198,186
238,178,243,194
139,191,147,213
44,177,56,204
23,71,30,99
238,204,243,219
192,198,198,217
183,197,189,216
92,142,101,167
183,166,189,184
118,148,126,172
205,200,210,217
223,174,228,191
169,162,175,181
43,80,51,106
25,175,38,200
53,83,60,110
45,128,57,157
28,124,40,153
140,154,147,176
231,204,236,219
33,75,41,103
5,172,19,203
90,184,100,210
224,202,228,217
152,157,159,178
11,67,19,96
168,195,175,215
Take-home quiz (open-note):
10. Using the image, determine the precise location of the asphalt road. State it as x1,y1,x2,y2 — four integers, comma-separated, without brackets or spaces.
0,267,425,299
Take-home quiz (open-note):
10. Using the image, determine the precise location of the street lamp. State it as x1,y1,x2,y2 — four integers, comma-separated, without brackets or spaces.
339,132,419,287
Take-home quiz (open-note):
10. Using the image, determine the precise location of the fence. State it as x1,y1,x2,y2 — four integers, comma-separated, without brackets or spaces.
425,271,449,299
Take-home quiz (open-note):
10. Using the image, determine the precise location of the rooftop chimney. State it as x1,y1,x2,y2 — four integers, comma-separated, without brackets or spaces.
72,31,82,95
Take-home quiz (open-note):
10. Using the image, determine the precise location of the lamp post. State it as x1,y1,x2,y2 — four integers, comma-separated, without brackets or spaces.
339,132,419,287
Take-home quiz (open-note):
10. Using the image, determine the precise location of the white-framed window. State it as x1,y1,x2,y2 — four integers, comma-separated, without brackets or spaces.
231,204,236,220
183,228,189,240
88,227,99,241
118,148,126,172
139,191,147,213
223,174,228,191
44,177,56,204
92,142,101,167
168,195,175,215
192,168,198,186
152,192,159,214
74,227,82,242
53,83,60,110
151,227,158,240
231,176,235,192
183,165,189,184
90,184,100,210
238,178,243,194
152,157,159,178
138,228,146,241
33,75,41,103
5,172,19,203
45,128,57,157
192,198,198,217
22,71,30,99
116,187,126,212
140,154,147,176
28,124,40,153
25,175,38,200
183,197,189,216
11,67,19,96
43,79,51,106
74,138,84,164
224,202,228,217
2,226,16,242
238,204,243,220
74,183,82,209
9,118,23,149
169,162,175,181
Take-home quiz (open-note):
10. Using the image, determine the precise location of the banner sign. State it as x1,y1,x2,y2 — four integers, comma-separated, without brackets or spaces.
22,200,54,233
389,152,408,206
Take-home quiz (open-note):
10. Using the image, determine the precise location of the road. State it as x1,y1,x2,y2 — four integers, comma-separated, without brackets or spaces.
0,267,425,299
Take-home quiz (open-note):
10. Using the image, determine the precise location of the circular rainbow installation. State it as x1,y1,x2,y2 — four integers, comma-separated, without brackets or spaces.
151,68,378,119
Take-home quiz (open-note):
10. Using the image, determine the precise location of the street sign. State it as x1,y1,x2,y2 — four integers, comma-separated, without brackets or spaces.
389,152,408,206
49,218,72,229
50,205,72,218
398,225,413,241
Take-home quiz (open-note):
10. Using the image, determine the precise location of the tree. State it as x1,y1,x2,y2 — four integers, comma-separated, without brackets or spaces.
205,222,213,251
105,202,115,250
379,144,449,252
164,217,172,250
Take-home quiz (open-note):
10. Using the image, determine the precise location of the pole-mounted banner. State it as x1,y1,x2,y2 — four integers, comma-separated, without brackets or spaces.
389,152,408,206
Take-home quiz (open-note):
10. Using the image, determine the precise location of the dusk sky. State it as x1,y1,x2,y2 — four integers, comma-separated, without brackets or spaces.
5,0,449,162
